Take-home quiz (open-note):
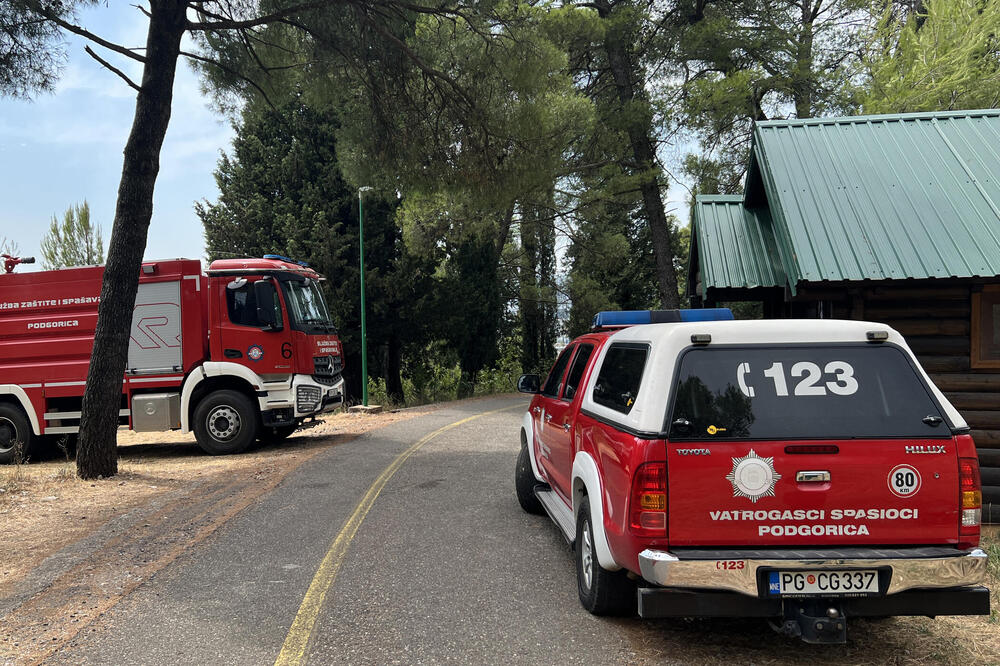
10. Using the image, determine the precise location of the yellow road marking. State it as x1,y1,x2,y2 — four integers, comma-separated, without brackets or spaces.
274,404,522,666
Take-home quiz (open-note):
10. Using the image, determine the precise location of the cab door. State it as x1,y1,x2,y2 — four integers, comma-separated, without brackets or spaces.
543,344,595,498
217,277,293,375
534,345,574,494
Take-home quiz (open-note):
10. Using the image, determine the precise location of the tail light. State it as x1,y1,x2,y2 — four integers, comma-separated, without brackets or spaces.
958,456,981,548
630,462,667,536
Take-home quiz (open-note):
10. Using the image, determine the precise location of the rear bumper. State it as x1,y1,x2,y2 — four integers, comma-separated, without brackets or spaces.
637,586,991,619
637,547,989,597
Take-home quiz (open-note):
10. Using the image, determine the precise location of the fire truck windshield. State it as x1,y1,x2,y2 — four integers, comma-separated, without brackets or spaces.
282,278,336,332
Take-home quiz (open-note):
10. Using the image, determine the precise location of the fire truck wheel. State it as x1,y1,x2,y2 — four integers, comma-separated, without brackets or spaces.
0,404,32,465
515,438,544,515
575,497,636,617
260,424,298,444
193,390,258,455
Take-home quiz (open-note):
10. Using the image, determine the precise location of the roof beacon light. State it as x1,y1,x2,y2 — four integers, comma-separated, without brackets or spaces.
263,254,310,268
592,308,734,329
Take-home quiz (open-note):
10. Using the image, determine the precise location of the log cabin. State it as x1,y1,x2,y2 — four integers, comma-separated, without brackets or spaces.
687,110,1000,522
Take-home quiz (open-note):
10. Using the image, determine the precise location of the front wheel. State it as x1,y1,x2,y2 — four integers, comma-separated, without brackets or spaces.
576,497,636,616
193,390,258,455
0,403,32,464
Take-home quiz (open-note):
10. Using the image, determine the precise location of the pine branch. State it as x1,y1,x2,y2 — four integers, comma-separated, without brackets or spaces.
24,1,146,62
84,45,141,93
186,1,337,31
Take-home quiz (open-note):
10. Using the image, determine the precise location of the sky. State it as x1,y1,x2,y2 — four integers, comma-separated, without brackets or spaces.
0,5,233,271
0,5,691,275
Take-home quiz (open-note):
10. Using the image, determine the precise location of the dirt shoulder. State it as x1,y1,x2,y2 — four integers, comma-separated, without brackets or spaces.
0,405,435,664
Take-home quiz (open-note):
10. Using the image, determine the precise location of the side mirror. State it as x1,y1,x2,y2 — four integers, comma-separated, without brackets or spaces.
517,374,540,394
253,279,282,331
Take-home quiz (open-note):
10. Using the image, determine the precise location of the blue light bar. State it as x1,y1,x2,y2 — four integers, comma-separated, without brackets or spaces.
263,254,309,267
592,308,733,328
679,308,734,322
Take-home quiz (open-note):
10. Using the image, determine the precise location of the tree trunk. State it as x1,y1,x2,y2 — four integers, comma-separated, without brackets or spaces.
76,1,187,479
794,1,815,119
386,334,404,404
598,0,680,308
520,202,541,373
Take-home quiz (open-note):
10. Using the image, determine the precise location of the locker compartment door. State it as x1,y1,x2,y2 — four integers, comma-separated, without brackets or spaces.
128,281,182,373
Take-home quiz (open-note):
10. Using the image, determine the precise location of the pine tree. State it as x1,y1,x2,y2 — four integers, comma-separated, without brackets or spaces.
39,201,104,269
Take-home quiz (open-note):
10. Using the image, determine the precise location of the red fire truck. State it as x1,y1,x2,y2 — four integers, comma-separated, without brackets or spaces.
0,255,344,462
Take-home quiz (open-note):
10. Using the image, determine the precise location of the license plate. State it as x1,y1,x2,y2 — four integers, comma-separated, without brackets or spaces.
767,570,879,596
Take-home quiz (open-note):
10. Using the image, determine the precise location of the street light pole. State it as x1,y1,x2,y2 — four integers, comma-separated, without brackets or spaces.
358,186,372,406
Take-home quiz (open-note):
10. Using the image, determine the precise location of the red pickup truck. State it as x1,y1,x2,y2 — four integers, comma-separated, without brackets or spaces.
515,310,989,643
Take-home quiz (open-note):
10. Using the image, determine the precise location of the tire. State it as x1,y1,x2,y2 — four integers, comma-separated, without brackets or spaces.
515,437,544,515
259,424,298,444
0,403,32,465
576,497,636,616
192,389,258,455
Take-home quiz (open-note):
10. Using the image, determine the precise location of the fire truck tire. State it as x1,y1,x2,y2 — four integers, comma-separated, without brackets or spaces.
0,403,32,465
193,390,258,455
575,497,636,616
515,442,544,515
260,424,298,444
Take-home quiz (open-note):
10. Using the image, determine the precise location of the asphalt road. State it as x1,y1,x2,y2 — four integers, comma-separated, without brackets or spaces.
49,395,644,665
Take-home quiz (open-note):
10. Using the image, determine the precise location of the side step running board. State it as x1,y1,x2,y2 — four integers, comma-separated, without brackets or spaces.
534,487,576,545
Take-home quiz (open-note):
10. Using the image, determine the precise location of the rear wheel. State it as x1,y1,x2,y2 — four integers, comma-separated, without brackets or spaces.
193,390,258,455
515,436,544,515
576,497,636,616
0,404,32,464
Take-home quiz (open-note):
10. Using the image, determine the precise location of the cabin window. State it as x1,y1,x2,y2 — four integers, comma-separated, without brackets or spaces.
541,345,574,398
972,286,1000,369
592,344,649,415
563,344,595,401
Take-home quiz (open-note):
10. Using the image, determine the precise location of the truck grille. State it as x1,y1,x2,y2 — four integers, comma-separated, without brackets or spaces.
313,355,342,386
296,385,322,413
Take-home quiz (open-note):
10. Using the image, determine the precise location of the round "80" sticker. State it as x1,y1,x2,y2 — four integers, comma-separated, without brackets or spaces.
887,464,921,498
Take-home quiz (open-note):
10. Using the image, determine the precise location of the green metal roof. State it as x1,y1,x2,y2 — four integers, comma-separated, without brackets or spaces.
745,109,1000,288
691,195,786,291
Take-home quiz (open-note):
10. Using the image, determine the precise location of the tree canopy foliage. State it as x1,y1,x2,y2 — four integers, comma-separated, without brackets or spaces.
40,201,104,269
862,0,1000,113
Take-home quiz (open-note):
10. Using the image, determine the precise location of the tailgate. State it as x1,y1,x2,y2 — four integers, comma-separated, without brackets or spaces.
667,439,959,546
665,342,962,548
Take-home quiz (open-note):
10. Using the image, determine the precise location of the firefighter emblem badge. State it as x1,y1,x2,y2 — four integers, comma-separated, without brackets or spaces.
247,345,264,362
726,449,781,503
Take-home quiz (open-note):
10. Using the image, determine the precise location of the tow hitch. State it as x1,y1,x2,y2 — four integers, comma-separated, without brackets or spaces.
770,601,847,644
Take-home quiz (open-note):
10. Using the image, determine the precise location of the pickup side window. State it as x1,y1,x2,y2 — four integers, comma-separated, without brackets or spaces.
541,345,575,398
563,344,594,401
667,344,947,440
592,344,649,414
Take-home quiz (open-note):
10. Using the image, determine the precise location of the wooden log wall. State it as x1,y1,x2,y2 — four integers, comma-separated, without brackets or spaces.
824,285,1000,524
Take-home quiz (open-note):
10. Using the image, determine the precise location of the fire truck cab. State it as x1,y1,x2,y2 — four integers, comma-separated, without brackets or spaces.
0,256,345,461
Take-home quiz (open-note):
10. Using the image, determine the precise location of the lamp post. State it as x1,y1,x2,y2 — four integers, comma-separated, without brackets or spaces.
358,186,373,406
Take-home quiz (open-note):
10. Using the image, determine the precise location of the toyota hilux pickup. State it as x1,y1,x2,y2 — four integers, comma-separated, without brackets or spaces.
515,309,989,643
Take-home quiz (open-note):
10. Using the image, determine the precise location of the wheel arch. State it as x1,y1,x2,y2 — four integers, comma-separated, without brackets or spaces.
520,410,543,482
572,451,621,571
0,385,41,435
181,364,262,432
